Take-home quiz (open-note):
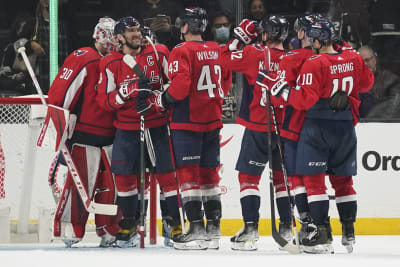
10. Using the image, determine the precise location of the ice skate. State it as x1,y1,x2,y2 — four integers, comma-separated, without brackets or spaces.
162,218,183,247
62,238,81,248
278,221,293,249
342,222,355,253
206,219,221,249
231,222,259,251
298,215,317,244
99,232,116,248
173,220,208,250
301,225,334,254
116,218,138,248
57,222,82,247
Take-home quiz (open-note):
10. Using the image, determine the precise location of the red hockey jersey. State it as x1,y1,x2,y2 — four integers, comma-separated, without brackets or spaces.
167,41,232,132
278,47,314,142
222,45,286,132
48,47,115,141
96,44,170,130
287,51,374,117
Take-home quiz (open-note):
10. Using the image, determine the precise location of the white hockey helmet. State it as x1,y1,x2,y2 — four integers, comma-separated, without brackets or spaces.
93,17,118,55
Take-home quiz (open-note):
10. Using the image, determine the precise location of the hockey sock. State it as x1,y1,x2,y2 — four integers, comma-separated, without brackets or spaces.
276,196,292,223
337,201,357,223
117,195,138,218
309,200,329,225
240,195,260,223
160,195,168,218
184,200,203,221
295,193,310,214
203,199,222,220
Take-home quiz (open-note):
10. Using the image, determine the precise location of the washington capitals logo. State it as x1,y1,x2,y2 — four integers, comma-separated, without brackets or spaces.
74,49,88,56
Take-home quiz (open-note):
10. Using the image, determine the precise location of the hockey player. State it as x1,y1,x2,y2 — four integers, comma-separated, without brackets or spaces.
96,16,182,247
48,17,120,247
259,15,367,253
220,15,292,251
136,7,231,250
257,13,321,244
258,17,374,253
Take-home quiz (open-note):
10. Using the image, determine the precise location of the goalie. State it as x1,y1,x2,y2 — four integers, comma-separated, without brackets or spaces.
44,17,120,247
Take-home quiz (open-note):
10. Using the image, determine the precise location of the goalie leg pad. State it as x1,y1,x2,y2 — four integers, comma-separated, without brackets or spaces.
53,144,101,240
95,146,120,239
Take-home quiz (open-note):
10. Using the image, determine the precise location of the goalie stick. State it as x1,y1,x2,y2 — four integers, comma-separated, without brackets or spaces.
145,36,187,235
17,46,118,216
262,46,300,254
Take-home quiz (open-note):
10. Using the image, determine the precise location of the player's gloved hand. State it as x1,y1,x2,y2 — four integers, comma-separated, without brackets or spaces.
116,77,150,104
136,89,166,115
256,70,290,102
229,19,259,51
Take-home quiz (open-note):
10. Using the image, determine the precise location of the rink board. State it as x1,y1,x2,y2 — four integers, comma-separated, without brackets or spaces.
1,123,400,235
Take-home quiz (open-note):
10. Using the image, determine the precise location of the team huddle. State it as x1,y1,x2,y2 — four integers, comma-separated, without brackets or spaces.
44,7,374,254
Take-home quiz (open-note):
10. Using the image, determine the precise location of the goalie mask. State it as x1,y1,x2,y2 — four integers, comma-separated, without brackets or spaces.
93,17,118,55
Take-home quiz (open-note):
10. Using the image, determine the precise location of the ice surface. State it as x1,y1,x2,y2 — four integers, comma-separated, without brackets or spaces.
1,235,400,267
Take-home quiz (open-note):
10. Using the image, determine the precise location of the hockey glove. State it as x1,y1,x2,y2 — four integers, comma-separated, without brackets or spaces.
229,19,259,51
256,70,290,102
136,90,166,115
116,77,151,104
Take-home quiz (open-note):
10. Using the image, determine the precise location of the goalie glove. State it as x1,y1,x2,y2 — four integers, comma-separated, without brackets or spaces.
115,77,151,104
256,70,290,102
229,19,259,51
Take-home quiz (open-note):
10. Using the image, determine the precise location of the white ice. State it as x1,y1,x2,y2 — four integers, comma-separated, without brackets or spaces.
1,235,400,267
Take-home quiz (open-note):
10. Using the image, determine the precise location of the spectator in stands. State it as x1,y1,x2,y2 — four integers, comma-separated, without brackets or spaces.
114,0,183,50
0,13,45,96
33,0,69,94
358,45,400,118
248,0,267,22
210,12,232,46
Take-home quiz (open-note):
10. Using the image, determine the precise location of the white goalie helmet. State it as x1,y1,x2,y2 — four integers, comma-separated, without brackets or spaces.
93,17,118,55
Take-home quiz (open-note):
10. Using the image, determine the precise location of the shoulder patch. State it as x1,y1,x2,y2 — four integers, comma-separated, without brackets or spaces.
174,43,185,49
253,44,264,51
309,55,321,60
74,49,88,56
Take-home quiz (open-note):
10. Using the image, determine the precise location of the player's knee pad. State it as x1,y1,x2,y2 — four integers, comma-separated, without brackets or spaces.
273,170,287,194
238,172,261,198
176,165,201,204
303,174,328,203
328,175,356,198
115,174,138,196
154,172,177,196
199,167,221,202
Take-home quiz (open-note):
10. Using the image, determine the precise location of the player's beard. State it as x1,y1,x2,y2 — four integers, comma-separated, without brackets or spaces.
125,36,141,50
125,40,141,50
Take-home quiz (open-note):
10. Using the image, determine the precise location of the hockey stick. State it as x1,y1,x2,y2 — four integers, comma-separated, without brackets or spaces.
270,105,300,251
262,46,300,254
145,36,186,234
122,54,148,248
18,46,118,216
